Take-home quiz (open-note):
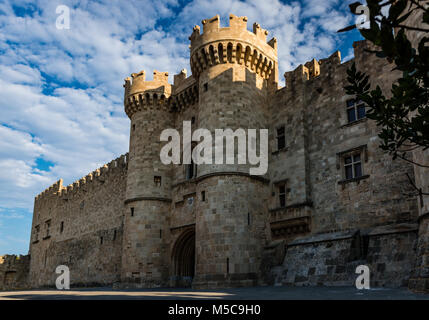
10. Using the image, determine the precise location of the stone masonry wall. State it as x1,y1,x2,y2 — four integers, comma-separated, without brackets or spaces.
266,40,420,288
28,154,127,288
272,226,417,287
0,255,30,290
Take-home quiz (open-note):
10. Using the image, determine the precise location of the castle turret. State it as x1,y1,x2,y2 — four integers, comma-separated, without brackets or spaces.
189,14,278,89
189,14,275,288
121,70,173,287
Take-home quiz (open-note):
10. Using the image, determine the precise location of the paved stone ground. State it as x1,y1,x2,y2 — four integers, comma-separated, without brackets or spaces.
0,286,428,300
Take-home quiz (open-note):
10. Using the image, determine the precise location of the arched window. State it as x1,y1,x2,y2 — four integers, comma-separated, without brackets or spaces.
227,43,233,63
218,43,224,63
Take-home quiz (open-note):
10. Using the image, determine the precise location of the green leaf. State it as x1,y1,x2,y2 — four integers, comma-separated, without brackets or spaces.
380,18,396,57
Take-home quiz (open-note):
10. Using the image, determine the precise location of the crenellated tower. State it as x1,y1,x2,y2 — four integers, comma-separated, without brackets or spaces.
189,14,278,90
188,14,275,288
121,70,173,287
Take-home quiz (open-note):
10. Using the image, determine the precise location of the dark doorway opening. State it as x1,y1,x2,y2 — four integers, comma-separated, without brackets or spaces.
172,229,195,287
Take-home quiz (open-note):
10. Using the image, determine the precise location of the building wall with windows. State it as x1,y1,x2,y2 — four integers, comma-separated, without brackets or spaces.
20,14,427,291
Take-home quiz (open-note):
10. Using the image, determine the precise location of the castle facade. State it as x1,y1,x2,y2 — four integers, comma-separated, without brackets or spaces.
2,14,427,291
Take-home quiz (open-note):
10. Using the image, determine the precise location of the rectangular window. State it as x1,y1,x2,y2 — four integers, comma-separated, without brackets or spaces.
131,207,134,217
344,153,363,180
45,220,51,238
34,225,40,242
347,99,366,123
154,176,161,187
60,221,64,234
201,191,206,202
279,184,286,208
277,126,286,150
203,83,208,91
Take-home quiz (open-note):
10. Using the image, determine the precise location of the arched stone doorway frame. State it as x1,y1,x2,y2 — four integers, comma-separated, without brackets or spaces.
171,227,196,287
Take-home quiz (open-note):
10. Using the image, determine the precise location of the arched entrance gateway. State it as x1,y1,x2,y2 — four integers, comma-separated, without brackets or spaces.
171,228,195,287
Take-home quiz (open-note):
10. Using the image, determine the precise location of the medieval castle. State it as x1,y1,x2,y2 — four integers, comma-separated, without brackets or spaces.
1,14,428,292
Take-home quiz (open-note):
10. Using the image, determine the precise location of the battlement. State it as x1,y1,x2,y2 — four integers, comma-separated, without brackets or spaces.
124,70,172,118
34,179,63,201
283,51,342,88
171,70,198,113
189,14,278,80
35,153,128,203
0,254,30,265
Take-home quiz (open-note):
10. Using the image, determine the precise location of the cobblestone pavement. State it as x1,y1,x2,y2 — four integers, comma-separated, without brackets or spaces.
0,286,428,300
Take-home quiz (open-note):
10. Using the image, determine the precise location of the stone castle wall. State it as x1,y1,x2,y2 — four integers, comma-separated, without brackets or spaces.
16,13,428,291
270,225,417,287
28,154,128,288
264,40,420,288
0,255,30,290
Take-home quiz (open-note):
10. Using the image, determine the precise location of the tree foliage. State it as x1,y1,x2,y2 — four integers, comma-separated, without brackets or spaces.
339,0,429,168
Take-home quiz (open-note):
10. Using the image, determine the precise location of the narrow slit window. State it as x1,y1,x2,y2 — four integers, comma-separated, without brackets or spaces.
277,126,286,150
154,176,161,187
130,207,134,217
279,184,286,208
45,220,51,238
185,144,197,180
34,225,40,242
201,191,206,202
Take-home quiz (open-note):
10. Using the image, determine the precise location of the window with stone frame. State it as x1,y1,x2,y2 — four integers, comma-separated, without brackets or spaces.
34,225,40,242
337,145,369,183
278,183,286,208
346,99,366,123
44,220,51,239
344,153,363,180
276,126,286,151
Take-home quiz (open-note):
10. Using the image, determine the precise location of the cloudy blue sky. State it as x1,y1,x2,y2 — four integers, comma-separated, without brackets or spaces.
0,0,363,255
